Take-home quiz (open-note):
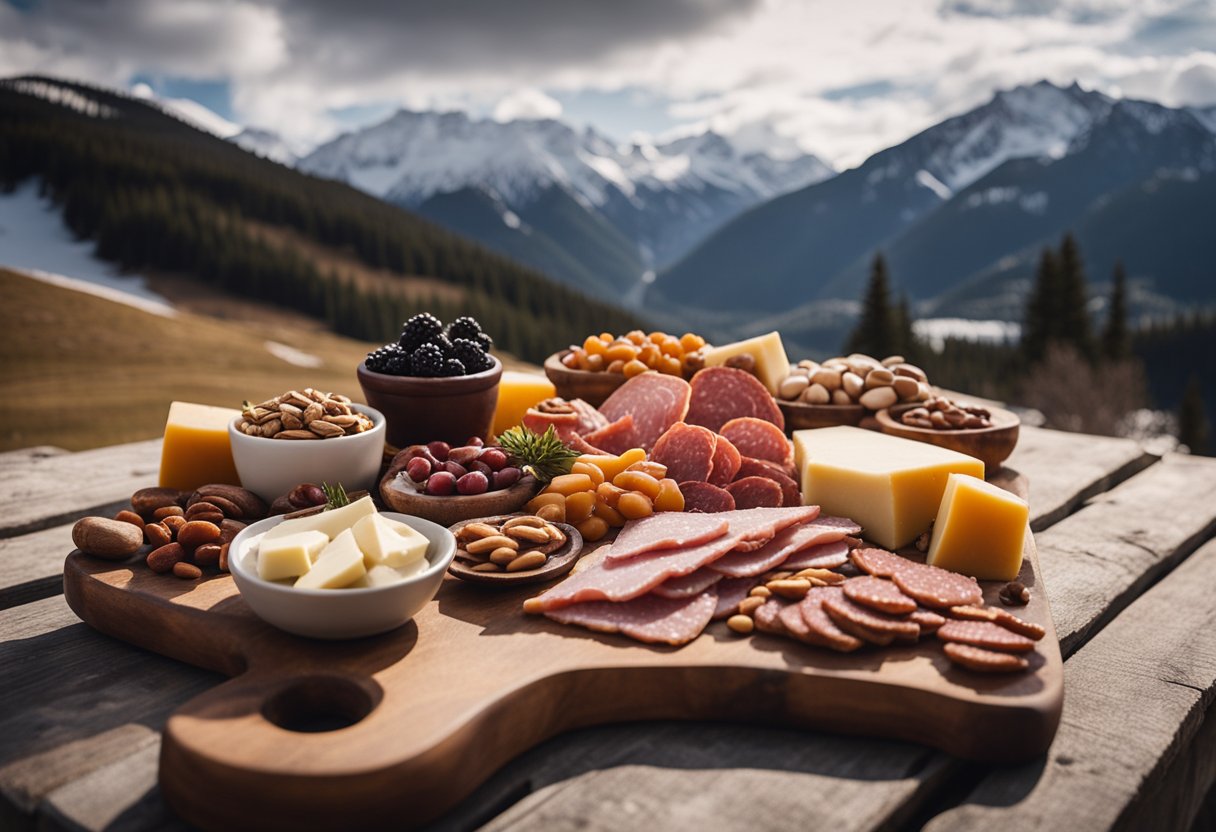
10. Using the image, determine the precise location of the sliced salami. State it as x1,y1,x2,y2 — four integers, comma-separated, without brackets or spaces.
686,367,785,434
947,605,1046,641
652,567,723,599
753,598,789,635
936,620,1036,652
679,481,736,513
544,590,717,646
711,576,756,619
725,476,783,509
651,423,718,483
943,642,1030,673
843,576,918,615
720,417,793,466
598,372,691,450
822,592,920,640
797,587,864,652
583,414,635,456
609,512,731,560
780,539,851,571
707,433,742,487
710,515,848,577
892,564,984,609
737,455,798,482
569,398,609,434
851,548,913,578
910,608,946,634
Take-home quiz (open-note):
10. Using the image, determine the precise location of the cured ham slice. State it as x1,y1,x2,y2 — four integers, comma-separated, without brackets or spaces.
544,590,717,646
607,506,818,564
652,567,723,599
685,367,784,434
720,417,792,466
608,512,731,560
569,398,609,434
525,532,746,611
679,481,736,513
725,476,783,509
522,403,604,454
599,373,691,451
583,415,635,456
707,433,742,486
711,577,756,619
780,539,852,570
651,423,718,483
710,517,855,578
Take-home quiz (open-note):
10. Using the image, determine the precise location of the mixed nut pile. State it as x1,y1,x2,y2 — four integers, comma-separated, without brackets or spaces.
899,395,995,430
236,388,373,440
776,354,931,410
454,515,568,573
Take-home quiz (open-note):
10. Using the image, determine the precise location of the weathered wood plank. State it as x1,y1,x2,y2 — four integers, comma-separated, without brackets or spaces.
0,595,220,822
0,523,73,611
1034,453,1216,655
0,446,68,467
925,537,1216,832
467,726,949,832
1004,426,1156,531
0,439,160,539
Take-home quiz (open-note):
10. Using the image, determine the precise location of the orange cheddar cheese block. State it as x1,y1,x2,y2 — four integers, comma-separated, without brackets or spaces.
927,473,1028,581
158,401,241,491
492,372,555,438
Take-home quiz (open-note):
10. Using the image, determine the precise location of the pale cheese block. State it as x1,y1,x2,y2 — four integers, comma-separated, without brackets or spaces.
350,560,428,588
352,513,429,569
294,528,367,589
793,426,984,550
927,474,1028,580
701,331,790,395
257,530,329,581
261,496,377,544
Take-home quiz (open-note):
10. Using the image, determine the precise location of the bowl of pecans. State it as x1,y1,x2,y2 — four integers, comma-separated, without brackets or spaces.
228,388,385,503
875,397,1020,472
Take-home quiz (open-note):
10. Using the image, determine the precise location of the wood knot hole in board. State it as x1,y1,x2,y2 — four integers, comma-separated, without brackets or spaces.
261,675,382,733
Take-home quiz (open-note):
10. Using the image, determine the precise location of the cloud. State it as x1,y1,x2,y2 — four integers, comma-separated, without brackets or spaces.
493,89,563,122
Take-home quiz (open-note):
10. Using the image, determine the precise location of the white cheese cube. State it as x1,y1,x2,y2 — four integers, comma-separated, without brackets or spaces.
294,529,367,589
257,530,328,581
353,513,429,568
261,496,377,544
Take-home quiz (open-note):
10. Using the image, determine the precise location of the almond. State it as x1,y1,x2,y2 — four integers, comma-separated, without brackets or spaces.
72,517,144,560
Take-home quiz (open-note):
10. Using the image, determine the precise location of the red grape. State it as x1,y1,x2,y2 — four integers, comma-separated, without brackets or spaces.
404,445,439,466
405,457,432,482
427,440,451,461
469,460,493,477
287,483,326,508
442,460,467,478
465,436,485,447
493,467,522,489
456,471,489,495
448,445,481,466
479,448,508,471
425,471,457,496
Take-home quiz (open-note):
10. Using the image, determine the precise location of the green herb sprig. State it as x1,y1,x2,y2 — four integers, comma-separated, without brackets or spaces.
321,482,351,509
496,425,579,484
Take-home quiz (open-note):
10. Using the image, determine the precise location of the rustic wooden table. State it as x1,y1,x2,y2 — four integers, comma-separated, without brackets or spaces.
2,426,1215,832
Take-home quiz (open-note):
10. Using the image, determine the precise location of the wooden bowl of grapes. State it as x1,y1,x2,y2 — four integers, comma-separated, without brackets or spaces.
378,441,539,527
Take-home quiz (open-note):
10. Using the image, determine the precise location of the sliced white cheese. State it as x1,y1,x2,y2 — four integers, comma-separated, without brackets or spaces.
261,496,376,544
257,530,328,581
350,560,428,588
294,528,367,589
353,513,429,568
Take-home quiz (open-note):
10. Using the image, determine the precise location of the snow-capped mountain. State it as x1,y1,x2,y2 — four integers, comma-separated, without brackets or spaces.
298,109,833,274
231,127,306,165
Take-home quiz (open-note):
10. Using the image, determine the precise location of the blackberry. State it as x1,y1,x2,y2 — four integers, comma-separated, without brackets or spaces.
451,338,492,373
366,343,410,375
445,316,483,342
475,331,494,353
424,332,453,357
410,343,446,377
442,358,467,377
398,313,443,351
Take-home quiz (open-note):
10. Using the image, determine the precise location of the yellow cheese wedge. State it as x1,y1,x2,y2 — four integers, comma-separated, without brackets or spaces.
927,474,1028,580
158,401,242,491
352,513,429,569
793,426,984,550
261,496,377,543
257,530,328,581
492,372,556,438
701,331,790,395
294,529,367,589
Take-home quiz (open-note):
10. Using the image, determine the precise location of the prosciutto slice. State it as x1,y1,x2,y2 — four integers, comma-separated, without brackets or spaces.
605,506,818,563
544,590,717,646
652,567,723,599
710,517,857,578
598,373,692,450
607,512,731,560
780,539,852,571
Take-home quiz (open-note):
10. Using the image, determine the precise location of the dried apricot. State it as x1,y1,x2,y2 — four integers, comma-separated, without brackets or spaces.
612,470,661,500
576,515,609,542
565,490,596,524
617,492,655,520
654,478,685,512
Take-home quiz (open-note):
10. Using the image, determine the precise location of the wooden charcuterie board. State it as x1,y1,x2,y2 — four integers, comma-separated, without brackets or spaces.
62,470,1062,832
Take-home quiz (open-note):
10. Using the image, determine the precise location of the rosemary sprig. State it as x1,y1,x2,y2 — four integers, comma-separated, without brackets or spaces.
496,424,579,484
321,482,351,509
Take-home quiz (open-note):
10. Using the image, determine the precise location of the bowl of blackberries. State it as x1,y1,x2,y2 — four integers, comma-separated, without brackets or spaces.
358,313,503,448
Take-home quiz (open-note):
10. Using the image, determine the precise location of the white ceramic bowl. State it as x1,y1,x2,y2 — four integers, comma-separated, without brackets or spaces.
227,512,455,639
228,404,386,503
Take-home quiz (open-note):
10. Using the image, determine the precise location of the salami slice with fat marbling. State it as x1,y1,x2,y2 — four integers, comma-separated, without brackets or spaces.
725,476,783,509
720,417,793,466
651,423,718,483
707,433,742,486
686,367,784,433
678,481,736,513
598,372,691,450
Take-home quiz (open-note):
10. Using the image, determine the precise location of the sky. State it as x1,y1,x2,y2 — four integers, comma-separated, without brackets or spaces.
3,0,1216,167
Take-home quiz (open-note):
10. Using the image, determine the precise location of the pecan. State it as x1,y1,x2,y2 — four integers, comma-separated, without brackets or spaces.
536,397,576,415
999,581,1031,606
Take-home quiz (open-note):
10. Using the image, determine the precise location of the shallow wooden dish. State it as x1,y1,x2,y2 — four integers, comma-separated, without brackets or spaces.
543,350,626,408
447,516,584,586
876,403,1020,470
379,473,538,526
777,399,866,432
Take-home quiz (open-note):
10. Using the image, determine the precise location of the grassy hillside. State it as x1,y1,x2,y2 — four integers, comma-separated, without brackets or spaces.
0,268,535,451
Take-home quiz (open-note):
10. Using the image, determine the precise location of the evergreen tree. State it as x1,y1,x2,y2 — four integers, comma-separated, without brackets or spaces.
1022,247,1060,365
1102,260,1130,361
1179,375,1209,455
844,253,897,358
1057,233,1094,359
893,293,918,361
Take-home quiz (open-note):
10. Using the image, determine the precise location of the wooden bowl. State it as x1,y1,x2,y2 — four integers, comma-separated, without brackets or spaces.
357,356,502,448
379,472,539,527
777,400,867,433
447,516,584,586
875,403,1020,471
543,351,626,408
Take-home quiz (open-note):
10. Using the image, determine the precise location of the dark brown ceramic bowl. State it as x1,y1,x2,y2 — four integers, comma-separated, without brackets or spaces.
358,356,502,448
777,400,867,433
543,351,626,408
875,403,1020,471
379,472,539,527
